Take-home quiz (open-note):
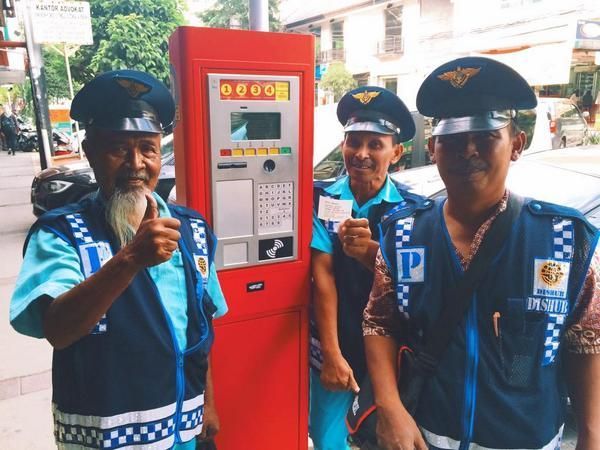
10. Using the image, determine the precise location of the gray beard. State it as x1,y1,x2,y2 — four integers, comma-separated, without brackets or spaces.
105,187,148,248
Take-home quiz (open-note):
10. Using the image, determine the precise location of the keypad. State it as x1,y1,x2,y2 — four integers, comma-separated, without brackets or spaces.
257,182,294,234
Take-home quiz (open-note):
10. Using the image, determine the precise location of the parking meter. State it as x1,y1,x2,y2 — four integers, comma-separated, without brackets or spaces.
169,27,314,450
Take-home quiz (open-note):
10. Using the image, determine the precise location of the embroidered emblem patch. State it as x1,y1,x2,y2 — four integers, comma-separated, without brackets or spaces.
540,260,565,286
396,247,425,283
351,90,381,105
437,66,481,88
533,258,570,299
194,254,209,279
115,77,151,98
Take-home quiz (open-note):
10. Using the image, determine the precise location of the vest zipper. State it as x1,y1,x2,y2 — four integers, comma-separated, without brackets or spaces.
460,297,479,450
180,242,211,355
146,272,186,445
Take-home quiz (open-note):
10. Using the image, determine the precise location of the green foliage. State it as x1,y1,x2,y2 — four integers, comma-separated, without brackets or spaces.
199,0,281,31
41,48,75,102
71,0,184,86
319,62,357,102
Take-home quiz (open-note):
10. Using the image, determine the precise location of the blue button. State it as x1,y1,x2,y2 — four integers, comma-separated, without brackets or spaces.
531,203,542,211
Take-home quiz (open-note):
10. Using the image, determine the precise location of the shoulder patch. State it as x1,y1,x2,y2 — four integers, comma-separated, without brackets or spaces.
526,200,596,234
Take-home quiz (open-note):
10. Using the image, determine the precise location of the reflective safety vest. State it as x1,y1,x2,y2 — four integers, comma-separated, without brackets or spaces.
310,177,428,382
30,194,217,450
380,196,599,450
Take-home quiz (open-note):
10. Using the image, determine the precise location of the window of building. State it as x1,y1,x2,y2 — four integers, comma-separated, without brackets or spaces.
354,72,370,87
380,77,398,94
331,21,344,50
379,5,403,54
385,6,403,41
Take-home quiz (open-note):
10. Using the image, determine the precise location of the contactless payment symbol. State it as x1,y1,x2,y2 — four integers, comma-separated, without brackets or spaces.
258,236,293,261
250,84,262,96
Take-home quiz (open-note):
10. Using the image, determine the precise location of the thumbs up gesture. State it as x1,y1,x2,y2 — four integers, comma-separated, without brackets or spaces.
124,193,181,268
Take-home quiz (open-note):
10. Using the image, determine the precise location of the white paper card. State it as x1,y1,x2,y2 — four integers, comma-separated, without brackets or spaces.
317,196,353,222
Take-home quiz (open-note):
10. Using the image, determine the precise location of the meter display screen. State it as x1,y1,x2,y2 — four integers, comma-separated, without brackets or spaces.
230,112,281,141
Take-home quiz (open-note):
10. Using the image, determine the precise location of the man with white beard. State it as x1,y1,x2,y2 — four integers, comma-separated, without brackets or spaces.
10,70,227,450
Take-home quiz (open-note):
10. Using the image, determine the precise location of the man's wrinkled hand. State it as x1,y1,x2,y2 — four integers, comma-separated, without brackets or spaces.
125,193,181,268
320,353,360,393
376,404,428,450
338,218,372,260
197,399,220,442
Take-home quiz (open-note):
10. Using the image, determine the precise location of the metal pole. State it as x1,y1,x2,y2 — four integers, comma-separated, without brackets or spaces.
22,0,54,169
249,0,269,31
63,43,83,158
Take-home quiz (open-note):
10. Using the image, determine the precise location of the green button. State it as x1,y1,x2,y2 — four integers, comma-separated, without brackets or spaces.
281,146,292,154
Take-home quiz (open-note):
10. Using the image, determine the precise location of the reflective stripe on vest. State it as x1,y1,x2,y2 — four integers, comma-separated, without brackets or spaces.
189,219,210,288
395,216,416,318
421,424,564,450
542,217,574,366
65,213,113,334
53,393,204,450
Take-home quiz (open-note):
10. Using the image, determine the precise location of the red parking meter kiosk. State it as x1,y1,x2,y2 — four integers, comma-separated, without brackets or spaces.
169,27,314,449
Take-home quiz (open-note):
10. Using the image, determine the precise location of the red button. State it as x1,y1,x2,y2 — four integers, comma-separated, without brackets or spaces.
220,149,232,156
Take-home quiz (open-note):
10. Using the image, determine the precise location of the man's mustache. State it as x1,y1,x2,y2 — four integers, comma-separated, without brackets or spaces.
116,170,150,183
350,158,374,169
449,159,488,174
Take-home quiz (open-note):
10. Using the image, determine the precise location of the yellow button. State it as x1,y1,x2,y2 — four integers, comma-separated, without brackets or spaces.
269,147,280,155
232,149,244,157
244,148,256,156
257,148,268,155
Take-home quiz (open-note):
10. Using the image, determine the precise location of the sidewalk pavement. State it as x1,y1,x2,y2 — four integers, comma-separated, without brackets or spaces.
0,150,54,448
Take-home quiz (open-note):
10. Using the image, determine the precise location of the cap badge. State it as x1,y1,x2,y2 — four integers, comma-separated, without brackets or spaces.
115,78,152,98
437,66,481,89
352,90,381,105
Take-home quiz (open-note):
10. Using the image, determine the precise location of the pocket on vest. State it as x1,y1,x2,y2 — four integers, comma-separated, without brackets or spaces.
498,301,546,388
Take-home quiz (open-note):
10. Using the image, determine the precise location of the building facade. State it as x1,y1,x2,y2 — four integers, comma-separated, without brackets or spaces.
283,0,600,116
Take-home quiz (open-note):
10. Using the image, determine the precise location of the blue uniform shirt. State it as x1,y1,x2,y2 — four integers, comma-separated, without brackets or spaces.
10,192,228,350
311,175,403,254
10,193,226,450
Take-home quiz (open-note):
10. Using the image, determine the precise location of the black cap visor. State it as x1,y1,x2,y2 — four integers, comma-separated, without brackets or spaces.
432,110,515,136
89,117,163,134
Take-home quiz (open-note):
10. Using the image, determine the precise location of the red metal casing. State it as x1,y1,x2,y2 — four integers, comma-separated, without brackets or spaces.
169,27,314,450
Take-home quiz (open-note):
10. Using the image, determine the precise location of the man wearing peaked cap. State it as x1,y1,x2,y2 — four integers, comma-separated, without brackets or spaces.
364,57,600,449
10,70,227,449
310,86,426,449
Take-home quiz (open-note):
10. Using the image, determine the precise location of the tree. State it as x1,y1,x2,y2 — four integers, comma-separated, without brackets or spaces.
70,0,184,86
199,0,281,31
319,62,357,102
42,48,75,102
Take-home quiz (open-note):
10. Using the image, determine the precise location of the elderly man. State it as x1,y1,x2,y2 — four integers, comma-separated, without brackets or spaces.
10,70,227,450
310,86,422,449
362,57,600,450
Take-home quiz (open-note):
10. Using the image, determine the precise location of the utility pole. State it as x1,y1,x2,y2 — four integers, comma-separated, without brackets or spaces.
249,0,268,32
22,0,54,169
49,43,82,157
